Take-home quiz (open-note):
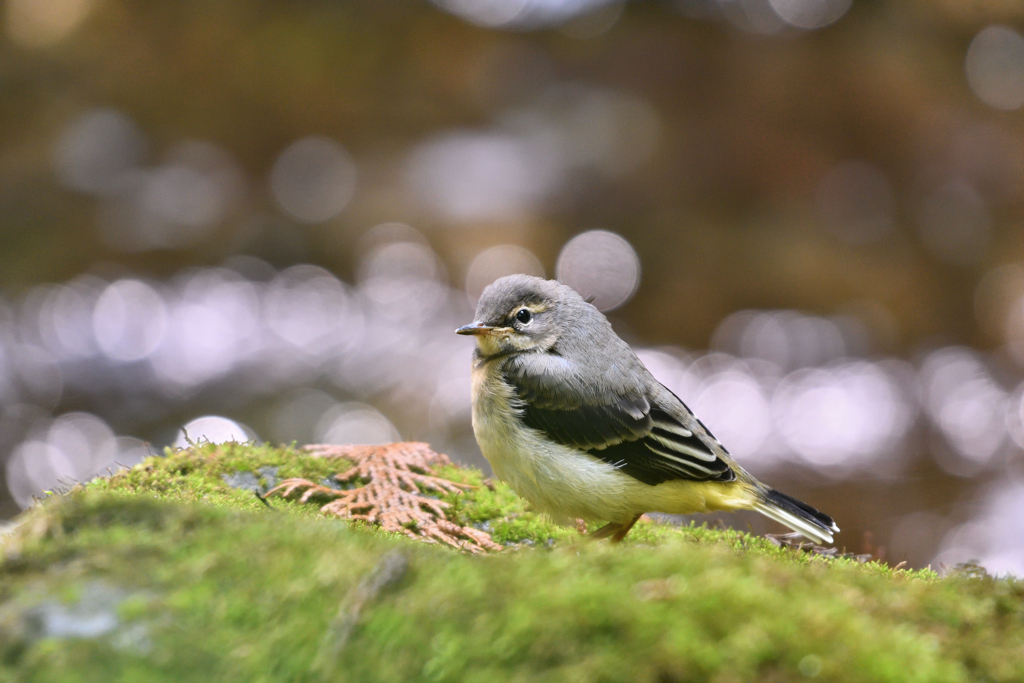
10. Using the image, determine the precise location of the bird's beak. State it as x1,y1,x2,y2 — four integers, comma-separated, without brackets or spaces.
456,321,496,336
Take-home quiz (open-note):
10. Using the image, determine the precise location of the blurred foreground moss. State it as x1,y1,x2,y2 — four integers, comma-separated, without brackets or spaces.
0,444,1021,682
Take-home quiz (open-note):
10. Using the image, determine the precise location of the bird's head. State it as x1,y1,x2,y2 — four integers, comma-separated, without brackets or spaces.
456,274,575,358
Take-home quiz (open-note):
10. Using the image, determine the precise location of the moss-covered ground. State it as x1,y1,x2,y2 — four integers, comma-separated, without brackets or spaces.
0,443,1022,682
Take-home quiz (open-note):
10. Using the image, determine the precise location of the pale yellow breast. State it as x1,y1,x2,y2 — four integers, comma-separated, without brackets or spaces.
469,358,637,523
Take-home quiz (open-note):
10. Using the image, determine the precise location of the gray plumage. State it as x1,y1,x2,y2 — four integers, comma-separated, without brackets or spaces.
458,274,838,543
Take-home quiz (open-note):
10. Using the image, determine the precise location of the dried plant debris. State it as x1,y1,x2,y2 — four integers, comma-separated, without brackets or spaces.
766,532,874,563
266,443,503,554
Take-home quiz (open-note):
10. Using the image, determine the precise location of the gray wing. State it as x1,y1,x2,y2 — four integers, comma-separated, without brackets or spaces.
502,354,736,486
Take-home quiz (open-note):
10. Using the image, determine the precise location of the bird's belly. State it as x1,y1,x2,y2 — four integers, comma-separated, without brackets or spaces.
470,362,643,523
476,414,638,524
469,361,753,525
468,362,618,524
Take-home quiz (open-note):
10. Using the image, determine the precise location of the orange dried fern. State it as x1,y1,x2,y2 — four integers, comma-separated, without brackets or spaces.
266,442,503,553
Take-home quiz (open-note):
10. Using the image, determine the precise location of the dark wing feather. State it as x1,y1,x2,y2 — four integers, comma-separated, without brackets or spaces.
504,363,735,486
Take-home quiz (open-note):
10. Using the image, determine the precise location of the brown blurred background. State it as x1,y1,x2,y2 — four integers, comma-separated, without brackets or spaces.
3,0,1024,573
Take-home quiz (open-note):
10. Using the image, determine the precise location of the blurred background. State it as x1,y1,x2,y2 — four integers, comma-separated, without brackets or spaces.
2,0,1024,574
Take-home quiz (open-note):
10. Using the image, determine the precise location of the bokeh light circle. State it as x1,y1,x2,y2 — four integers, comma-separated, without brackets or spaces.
315,403,400,445
358,240,449,322
966,26,1024,111
174,415,256,447
692,369,772,460
6,0,95,48
92,280,168,362
270,137,357,223
53,109,147,195
4,411,135,508
6,441,71,508
431,0,529,28
264,265,351,352
920,347,1007,467
405,131,560,222
430,0,618,30
555,230,640,311
465,245,545,302
768,0,852,30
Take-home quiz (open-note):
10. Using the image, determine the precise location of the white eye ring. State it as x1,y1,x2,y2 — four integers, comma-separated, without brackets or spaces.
515,308,533,325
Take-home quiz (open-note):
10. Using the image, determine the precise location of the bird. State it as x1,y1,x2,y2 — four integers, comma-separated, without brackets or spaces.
456,274,838,544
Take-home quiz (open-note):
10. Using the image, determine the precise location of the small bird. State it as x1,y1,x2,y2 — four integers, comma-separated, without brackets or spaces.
457,274,838,544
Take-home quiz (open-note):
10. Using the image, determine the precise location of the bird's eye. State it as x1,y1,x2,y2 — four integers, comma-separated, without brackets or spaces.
515,308,533,325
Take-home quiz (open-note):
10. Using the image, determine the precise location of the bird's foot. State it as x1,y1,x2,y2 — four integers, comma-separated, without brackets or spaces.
588,514,642,543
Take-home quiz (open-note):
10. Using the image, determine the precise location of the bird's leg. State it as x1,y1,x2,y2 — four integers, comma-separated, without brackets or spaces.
588,514,642,543
610,514,642,543
575,518,588,535
588,522,621,540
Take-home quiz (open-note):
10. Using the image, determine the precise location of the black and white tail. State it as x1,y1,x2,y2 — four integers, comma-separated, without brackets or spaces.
753,488,839,545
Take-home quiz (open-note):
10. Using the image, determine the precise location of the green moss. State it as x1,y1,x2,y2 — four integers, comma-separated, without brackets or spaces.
0,444,1021,682
86,442,348,518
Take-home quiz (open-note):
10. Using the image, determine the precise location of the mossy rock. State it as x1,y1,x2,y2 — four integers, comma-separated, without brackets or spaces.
0,443,1022,682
